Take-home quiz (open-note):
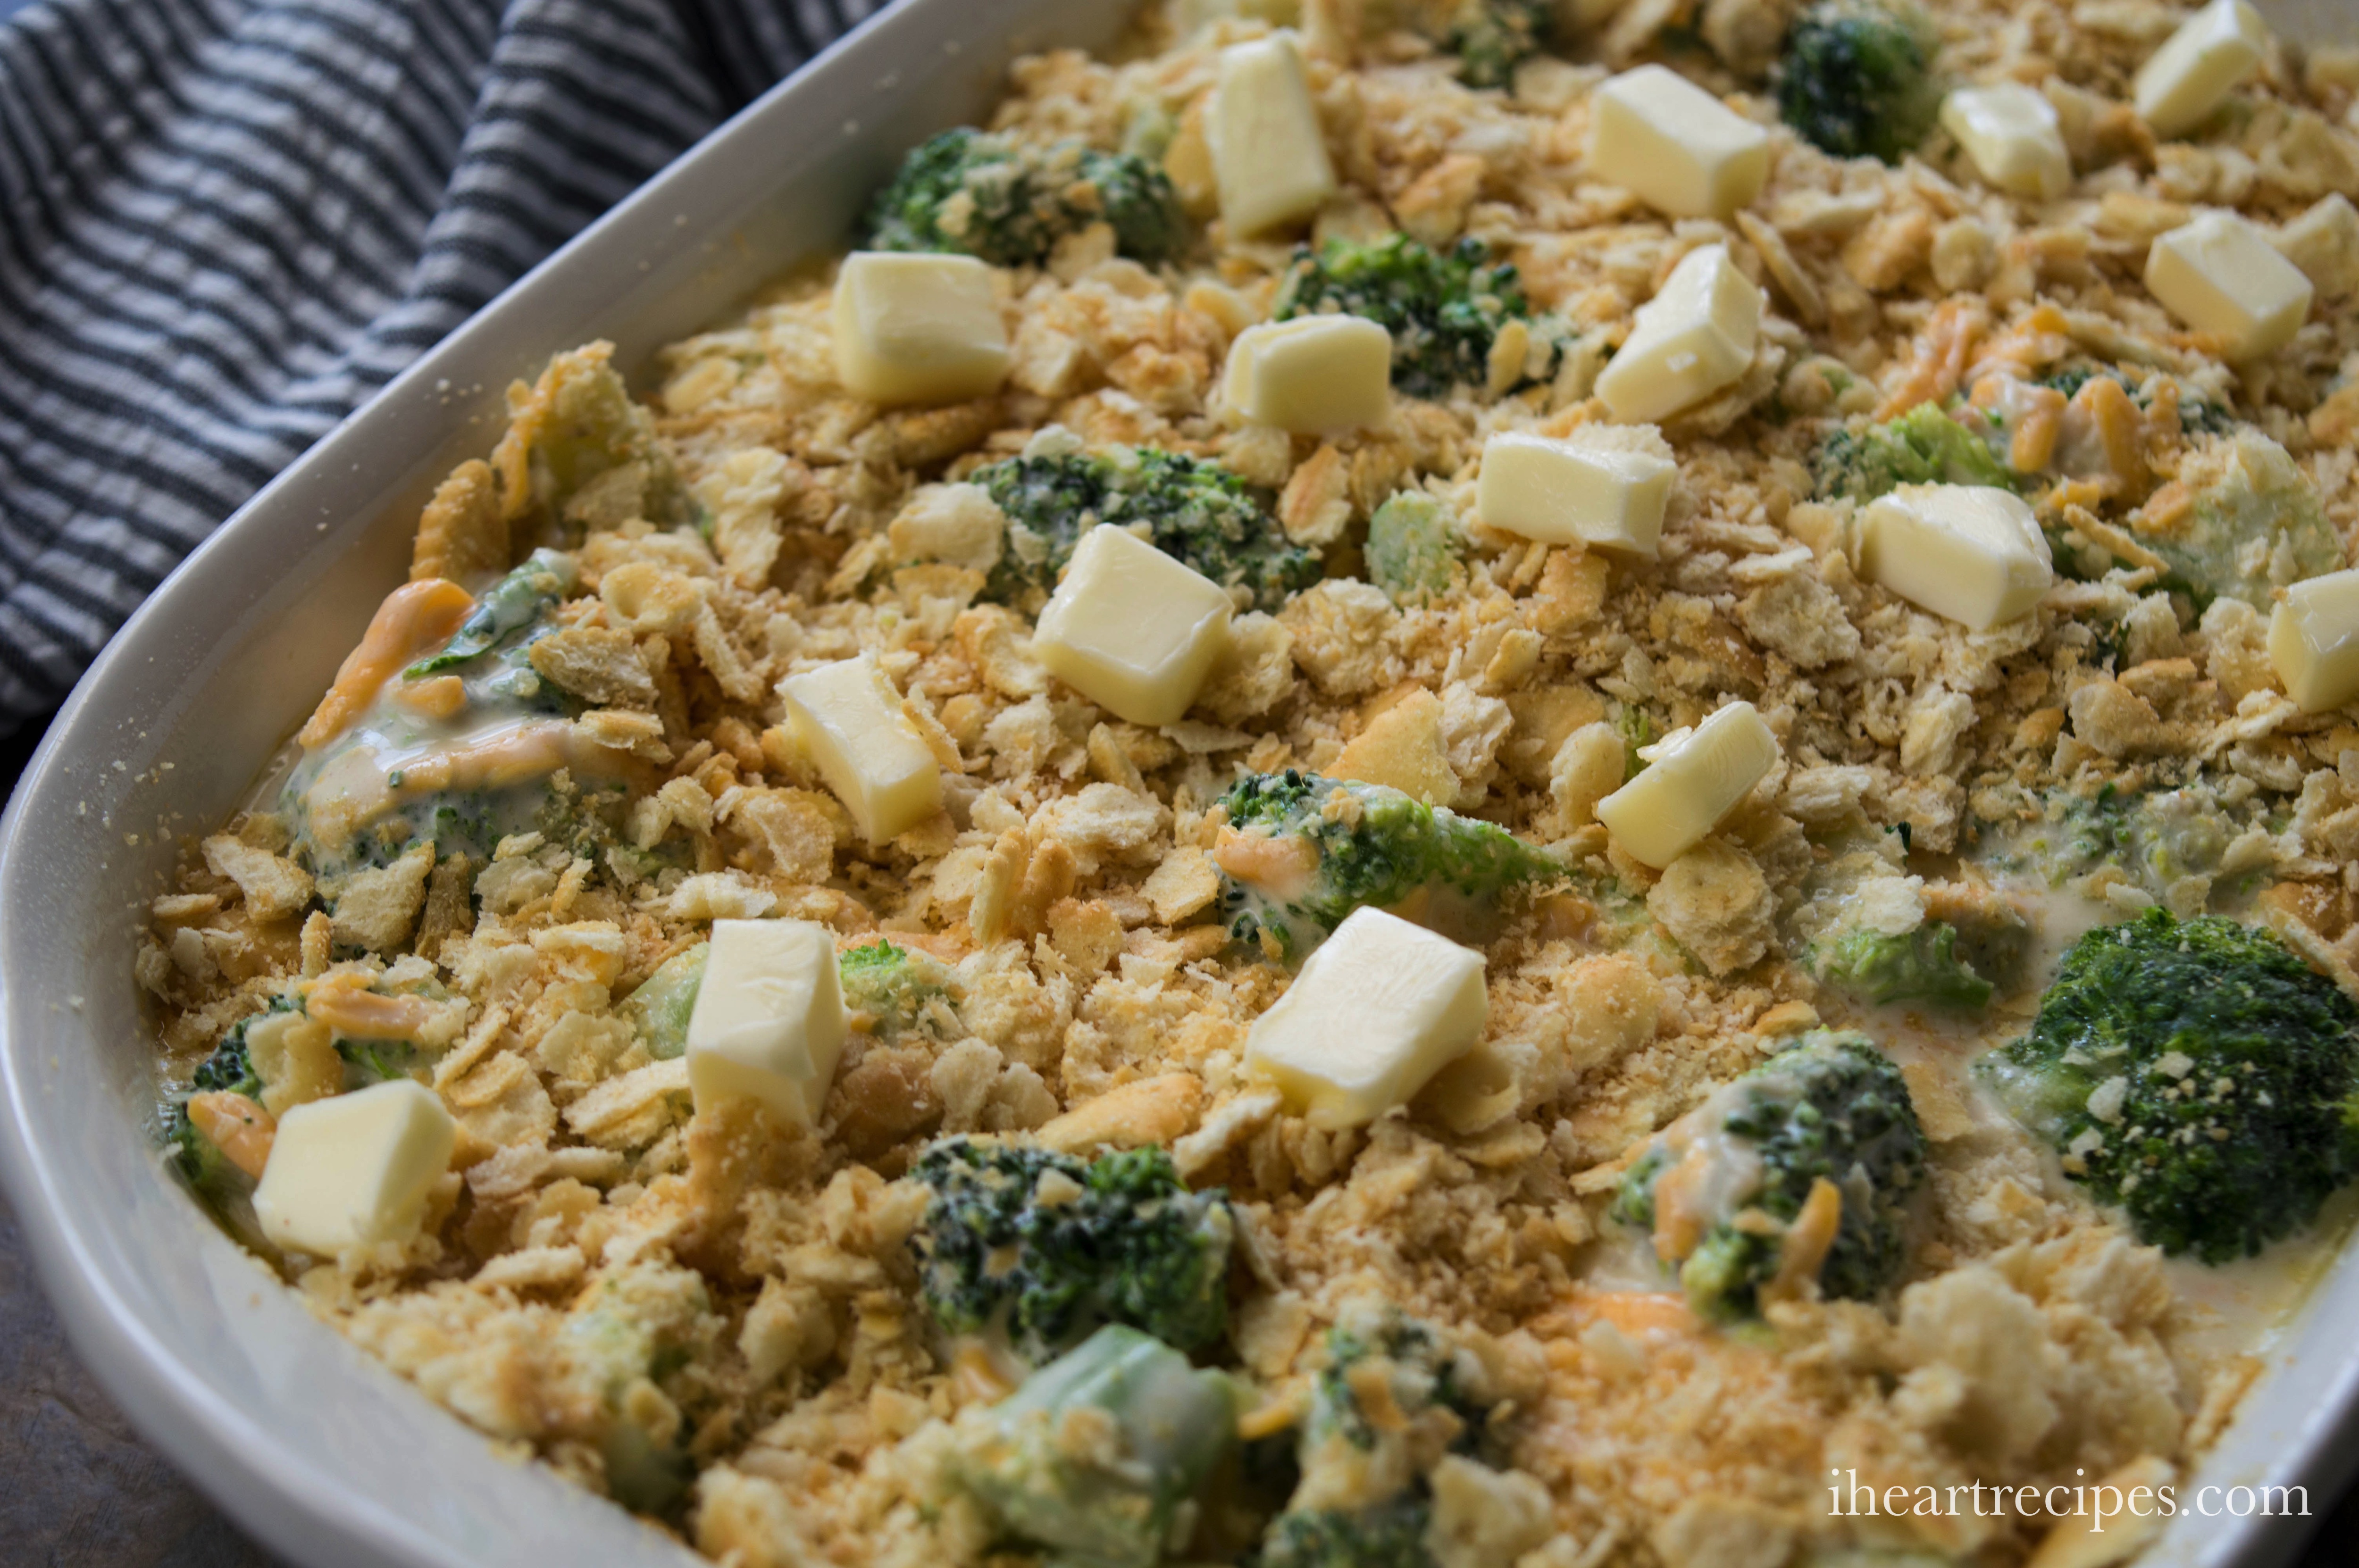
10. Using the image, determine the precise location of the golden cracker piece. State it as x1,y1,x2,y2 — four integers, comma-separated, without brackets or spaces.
408,459,509,585
527,626,658,709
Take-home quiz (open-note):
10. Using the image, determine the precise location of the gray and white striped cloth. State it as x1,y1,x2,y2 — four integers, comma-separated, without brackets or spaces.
0,0,876,733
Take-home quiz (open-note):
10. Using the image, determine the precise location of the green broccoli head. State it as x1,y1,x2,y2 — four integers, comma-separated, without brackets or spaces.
953,1323,1238,1568
973,445,1319,612
2034,364,2232,439
189,1012,271,1101
1255,1304,1504,1567
837,939,955,1041
1811,402,2016,502
1365,492,1465,607
1810,923,1993,1010
1215,771,1559,963
405,548,578,677
1303,1309,1490,1459
862,127,1189,267
1273,234,1533,399
1612,1032,1927,1321
910,1138,1236,1365
2128,429,2340,611
1977,909,2359,1263
557,1263,719,1516
1255,1499,1436,1568
1777,0,1942,165
1444,0,1551,88
167,998,288,1186
284,549,604,879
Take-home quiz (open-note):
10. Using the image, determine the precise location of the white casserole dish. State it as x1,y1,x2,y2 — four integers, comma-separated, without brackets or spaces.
0,0,2351,1563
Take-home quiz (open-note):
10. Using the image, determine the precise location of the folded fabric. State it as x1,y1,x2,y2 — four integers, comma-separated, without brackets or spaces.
0,0,873,733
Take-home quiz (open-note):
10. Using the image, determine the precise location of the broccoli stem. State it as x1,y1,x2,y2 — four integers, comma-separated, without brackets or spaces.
954,1324,1238,1568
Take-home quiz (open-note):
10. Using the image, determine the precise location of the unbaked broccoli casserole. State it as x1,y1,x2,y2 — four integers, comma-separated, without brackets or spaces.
140,1,2359,1564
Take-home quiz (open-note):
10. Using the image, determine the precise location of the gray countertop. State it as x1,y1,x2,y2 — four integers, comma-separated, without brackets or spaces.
0,1197,275,1568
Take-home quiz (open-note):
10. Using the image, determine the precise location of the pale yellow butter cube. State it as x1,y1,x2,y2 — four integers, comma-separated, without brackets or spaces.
1211,33,1337,237
2134,0,2268,140
1221,316,1392,434
2145,211,2313,362
2270,569,2359,713
1034,525,1234,726
1939,83,2070,200
1243,907,1488,1129
252,1079,456,1256
1858,483,2054,631
685,919,849,1127
1595,244,1761,424
1594,701,1779,869
1587,65,1770,220
832,251,1009,405
1476,430,1675,558
779,653,943,843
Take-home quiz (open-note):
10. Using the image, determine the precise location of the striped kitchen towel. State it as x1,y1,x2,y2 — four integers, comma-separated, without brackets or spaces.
0,0,875,734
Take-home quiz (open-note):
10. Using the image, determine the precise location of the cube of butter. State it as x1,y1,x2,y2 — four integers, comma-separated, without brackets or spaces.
685,918,849,1127
1857,483,2053,632
1588,65,1770,221
1595,244,1761,425
1221,316,1391,434
1477,429,1675,558
1211,33,1338,237
2144,211,2314,362
779,653,943,843
1034,525,1234,726
1594,701,1779,869
1243,906,1487,1129
2134,0,2268,141
2270,569,2359,713
832,251,1010,406
252,1079,456,1256
1939,83,2070,201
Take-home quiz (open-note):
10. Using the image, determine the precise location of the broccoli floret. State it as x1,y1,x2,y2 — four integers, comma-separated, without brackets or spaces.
1256,1499,1436,1568
284,549,603,878
2127,429,2340,610
973,445,1318,611
1810,923,1993,1010
1253,1305,1508,1568
1442,0,1551,88
1811,402,2016,501
952,1323,1238,1568
556,1263,718,1516
406,548,578,677
164,998,300,1237
2036,364,2235,446
188,1007,276,1101
1776,0,1942,165
910,1138,1236,1365
1977,909,2359,1263
1365,492,1465,606
494,342,696,538
1612,1032,1927,1320
1302,1309,1490,1460
335,1036,431,1087
1215,772,1559,962
837,939,956,1040
2001,781,2272,917
1272,234,1534,399
862,127,1188,267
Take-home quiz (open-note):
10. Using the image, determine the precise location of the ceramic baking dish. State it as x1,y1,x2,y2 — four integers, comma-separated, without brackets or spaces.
0,0,2352,1563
